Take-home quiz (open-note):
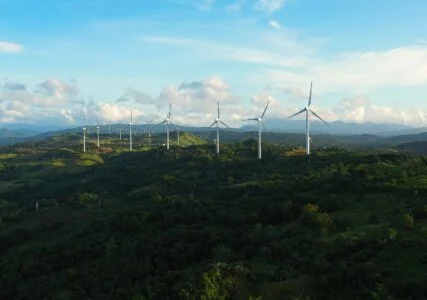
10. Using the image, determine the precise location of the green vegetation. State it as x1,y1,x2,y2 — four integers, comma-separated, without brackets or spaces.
0,133,427,299
0,153,17,159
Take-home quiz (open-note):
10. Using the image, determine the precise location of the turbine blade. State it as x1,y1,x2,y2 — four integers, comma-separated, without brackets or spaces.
308,81,312,107
219,120,230,128
209,121,217,128
261,97,270,118
130,109,133,123
287,108,306,119
244,118,258,121
158,120,167,125
217,101,220,119
310,109,329,125
168,103,171,118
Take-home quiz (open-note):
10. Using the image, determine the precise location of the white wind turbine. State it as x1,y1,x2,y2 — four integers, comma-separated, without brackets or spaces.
209,101,230,155
119,128,124,140
243,97,270,159
145,120,154,138
176,122,180,146
158,103,172,150
287,82,329,155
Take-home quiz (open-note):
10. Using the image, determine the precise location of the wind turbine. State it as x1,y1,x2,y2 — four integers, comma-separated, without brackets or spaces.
287,82,329,155
176,122,180,146
129,110,133,151
209,101,230,155
243,97,270,159
158,103,172,150
145,120,154,138
119,128,124,140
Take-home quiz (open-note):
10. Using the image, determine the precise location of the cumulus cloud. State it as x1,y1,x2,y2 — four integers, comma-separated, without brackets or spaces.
0,78,84,124
1,79,81,107
0,41,23,53
117,87,157,107
119,77,237,115
0,78,26,90
1,76,427,128
335,97,426,126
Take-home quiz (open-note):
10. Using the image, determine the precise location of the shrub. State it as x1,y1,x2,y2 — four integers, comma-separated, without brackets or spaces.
402,214,414,230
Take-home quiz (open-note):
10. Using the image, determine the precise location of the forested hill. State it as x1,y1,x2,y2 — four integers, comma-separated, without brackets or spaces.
1,135,427,299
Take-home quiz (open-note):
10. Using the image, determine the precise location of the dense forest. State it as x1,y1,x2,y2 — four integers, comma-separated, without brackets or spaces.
1,132,427,299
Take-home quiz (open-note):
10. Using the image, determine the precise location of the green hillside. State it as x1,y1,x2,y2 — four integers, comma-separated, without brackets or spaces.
1,135,427,299
394,141,427,154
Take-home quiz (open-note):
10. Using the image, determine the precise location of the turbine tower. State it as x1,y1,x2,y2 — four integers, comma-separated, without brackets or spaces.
243,97,270,159
129,110,133,151
158,103,172,150
209,101,230,155
287,82,329,155
176,122,180,146
119,128,123,140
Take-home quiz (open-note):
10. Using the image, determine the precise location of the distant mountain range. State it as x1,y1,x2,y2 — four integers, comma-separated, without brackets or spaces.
0,119,423,137
0,120,426,147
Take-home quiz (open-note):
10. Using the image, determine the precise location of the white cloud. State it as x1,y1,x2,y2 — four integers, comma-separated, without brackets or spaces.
143,23,427,97
2,76,427,128
268,20,281,29
1,79,81,107
118,77,245,126
141,35,310,68
0,78,85,124
117,87,157,107
262,45,427,94
255,0,286,14
60,109,75,123
335,97,426,126
0,41,23,53
97,103,144,123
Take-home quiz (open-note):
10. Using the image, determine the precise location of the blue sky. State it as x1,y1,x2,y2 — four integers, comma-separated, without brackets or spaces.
1,0,427,127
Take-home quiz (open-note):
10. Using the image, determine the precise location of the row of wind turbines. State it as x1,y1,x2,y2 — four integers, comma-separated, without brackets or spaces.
81,82,329,159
